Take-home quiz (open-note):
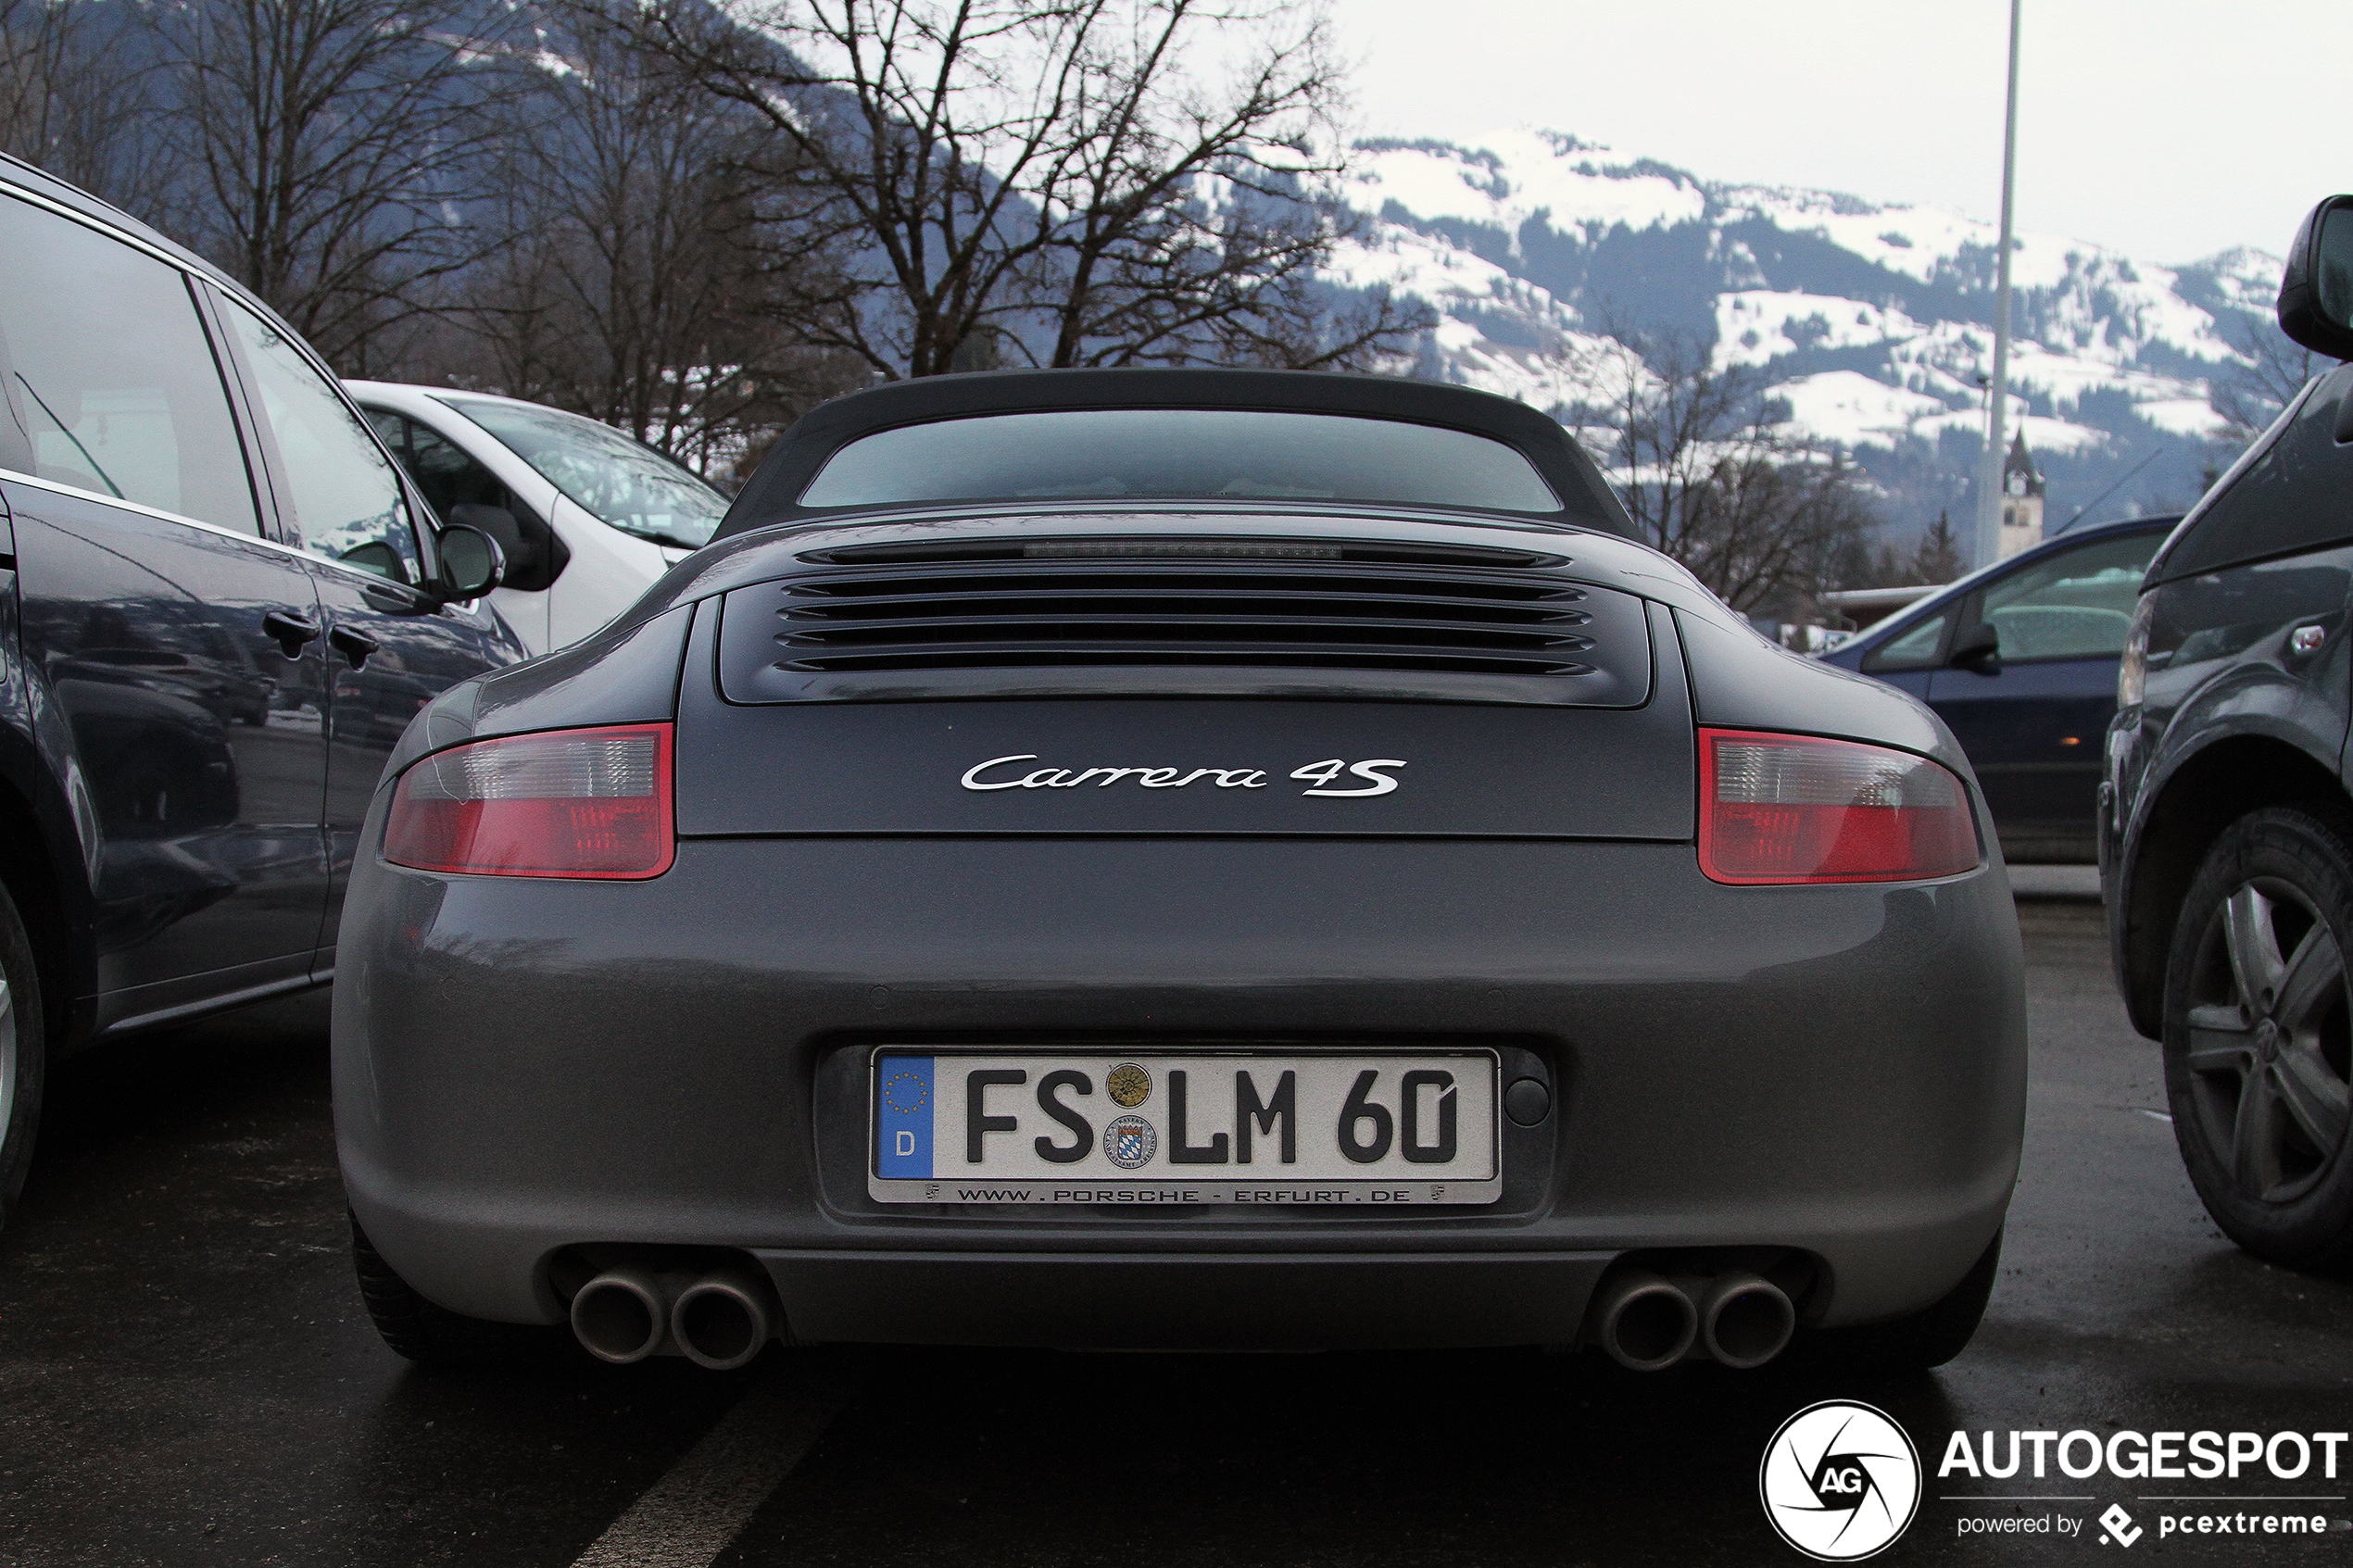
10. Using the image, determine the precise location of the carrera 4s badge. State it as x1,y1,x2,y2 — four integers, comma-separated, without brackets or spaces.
960,754,1406,797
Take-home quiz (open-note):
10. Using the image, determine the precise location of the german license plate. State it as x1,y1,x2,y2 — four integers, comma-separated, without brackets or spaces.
869,1049,1500,1205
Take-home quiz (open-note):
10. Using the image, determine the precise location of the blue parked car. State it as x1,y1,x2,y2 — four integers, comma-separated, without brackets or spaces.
0,153,522,1233
1818,514,2179,864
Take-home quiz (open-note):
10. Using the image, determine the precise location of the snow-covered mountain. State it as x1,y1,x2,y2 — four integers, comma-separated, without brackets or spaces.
1327,129,2279,539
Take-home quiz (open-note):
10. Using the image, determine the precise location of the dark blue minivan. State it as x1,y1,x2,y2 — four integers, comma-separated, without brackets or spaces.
1818,514,2177,864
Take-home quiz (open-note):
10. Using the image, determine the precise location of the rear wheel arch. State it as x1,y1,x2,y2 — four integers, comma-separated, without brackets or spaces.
0,772,68,1228
0,784,76,1036
2120,735,2353,1037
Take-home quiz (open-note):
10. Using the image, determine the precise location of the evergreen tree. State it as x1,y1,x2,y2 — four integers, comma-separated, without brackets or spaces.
1914,509,1964,583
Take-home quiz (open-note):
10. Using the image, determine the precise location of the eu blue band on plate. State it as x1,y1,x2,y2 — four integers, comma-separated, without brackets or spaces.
875,1056,934,1178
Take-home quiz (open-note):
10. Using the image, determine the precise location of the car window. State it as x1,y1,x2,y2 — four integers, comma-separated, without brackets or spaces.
0,194,260,534
1861,607,1955,672
1977,532,2164,660
437,396,727,549
224,303,420,583
797,409,1566,514
367,409,509,523
2161,368,2353,580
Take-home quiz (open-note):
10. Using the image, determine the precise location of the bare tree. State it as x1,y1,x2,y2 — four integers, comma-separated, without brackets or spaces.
1569,327,1879,614
2210,310,2321,445
624,0,1423,378
140,0,519,371
433,7,862,472
0,0,157,192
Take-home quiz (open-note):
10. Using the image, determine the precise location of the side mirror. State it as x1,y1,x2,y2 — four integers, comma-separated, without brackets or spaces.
445,499,567,592
1949,621,2001,673
446,502,535,575
2278,194,2353,359
432,522,505,603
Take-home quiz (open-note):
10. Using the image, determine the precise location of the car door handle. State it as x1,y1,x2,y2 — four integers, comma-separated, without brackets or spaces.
328,625,381,668
262,609,321,658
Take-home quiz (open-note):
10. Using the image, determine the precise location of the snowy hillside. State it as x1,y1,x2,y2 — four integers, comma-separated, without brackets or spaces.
1327,129,2279,537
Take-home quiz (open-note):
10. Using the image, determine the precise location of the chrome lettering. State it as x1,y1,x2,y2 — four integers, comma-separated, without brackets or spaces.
961,754,1039,790
1306,759,1405,797
963,759,1381,794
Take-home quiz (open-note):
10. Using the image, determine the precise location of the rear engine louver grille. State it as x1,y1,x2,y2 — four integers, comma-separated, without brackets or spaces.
714,540,1655,708
764,563,1600,678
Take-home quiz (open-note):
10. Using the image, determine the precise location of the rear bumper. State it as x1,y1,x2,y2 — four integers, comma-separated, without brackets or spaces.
754,1250,1612,1349
335,834,2027,1347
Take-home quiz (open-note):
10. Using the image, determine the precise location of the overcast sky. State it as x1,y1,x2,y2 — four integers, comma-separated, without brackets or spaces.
1333,0,2349,265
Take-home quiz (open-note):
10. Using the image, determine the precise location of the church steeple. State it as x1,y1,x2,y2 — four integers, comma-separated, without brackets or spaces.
2004,431,2044,501
1997,431,2045,557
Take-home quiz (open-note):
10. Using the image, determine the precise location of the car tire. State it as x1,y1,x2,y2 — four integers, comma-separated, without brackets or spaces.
2163,807,2353,1271
351,1213,573,1366
0,880,46,1236
1808,1228,2002,1373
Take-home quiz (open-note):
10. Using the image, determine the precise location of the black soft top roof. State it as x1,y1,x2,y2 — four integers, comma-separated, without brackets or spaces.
713,367,1634,541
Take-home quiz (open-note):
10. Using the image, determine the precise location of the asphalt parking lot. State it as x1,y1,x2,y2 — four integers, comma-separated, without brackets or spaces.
5,886,2352,1566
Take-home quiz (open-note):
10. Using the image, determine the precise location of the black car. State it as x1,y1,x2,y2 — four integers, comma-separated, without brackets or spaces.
336,367,2028,1374
2105,193,2353,1270
1818,513,2177,865
0,155,522,1228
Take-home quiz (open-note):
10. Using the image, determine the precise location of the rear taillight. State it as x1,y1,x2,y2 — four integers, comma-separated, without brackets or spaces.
1698,728,1978,884
384,723,673,879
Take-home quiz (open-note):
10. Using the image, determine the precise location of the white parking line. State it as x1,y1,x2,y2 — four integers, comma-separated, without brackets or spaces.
569,1359,855,1568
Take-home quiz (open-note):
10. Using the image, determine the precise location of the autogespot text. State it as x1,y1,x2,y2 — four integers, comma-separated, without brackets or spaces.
1939,1427,2348,1481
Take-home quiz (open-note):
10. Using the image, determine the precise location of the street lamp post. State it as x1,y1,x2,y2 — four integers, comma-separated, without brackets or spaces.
1979,0,2023,569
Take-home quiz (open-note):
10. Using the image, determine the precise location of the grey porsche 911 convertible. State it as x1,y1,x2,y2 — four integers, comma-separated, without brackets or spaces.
336,368,2026,1374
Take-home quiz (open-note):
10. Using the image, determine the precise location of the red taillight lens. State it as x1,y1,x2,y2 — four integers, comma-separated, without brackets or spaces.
384,724,673,879
1698,728,1979,884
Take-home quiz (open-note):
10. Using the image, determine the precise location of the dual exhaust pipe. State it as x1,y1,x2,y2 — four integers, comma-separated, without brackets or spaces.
570,1265,781,1370
1585,1267,1796,1371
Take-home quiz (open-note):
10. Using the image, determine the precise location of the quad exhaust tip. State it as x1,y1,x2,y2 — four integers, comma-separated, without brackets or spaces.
1697,1272,1796,1370
1589,1268,1699,1372
1586,1266,1796,1371
571,1267,673,1363
570,1262,785,1368
671,1269,781,1371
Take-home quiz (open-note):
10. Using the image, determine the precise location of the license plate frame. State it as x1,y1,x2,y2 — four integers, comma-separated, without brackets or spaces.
868,1047,1503,1206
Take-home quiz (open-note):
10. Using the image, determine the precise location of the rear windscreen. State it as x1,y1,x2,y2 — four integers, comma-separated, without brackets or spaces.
796,409,1564,514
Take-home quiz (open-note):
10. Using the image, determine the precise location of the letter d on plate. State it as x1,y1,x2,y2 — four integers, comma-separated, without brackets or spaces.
877,1056,935,1177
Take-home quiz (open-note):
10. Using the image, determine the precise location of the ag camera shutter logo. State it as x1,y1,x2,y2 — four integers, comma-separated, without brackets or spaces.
1759,1400,1921,1561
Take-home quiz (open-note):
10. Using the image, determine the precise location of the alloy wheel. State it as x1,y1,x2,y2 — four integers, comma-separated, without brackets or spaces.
2183,878,2353,1204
